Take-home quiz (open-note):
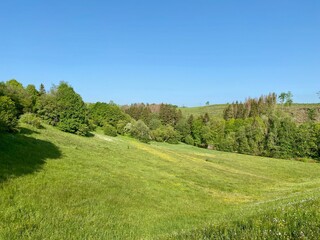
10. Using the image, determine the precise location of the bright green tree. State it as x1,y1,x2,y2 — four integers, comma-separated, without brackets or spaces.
0,96,18,132
130,120,151,143
54,82,89,135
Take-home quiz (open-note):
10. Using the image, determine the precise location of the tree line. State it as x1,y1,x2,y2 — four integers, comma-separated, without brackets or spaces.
1,79,319,160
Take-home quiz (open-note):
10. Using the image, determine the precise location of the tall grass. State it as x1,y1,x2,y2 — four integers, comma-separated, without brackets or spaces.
1,124,320,239
168,195,320,239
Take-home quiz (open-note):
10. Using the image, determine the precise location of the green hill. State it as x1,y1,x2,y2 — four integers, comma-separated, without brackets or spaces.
179,103,320,122
1,124,320,239
179,104,227,118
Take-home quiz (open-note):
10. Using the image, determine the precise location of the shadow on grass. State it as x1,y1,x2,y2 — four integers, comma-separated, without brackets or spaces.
19,127,40,135
0,132,61,183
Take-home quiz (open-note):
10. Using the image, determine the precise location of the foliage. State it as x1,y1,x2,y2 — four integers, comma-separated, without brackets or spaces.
116,119,131,134
24,84,39,113
149,117,162,130
36,93,59,125
151,125,180,144
223,93,277,120
175,118,191,142
3,79,28,114
88,102,130,127
184,134,194,145
124,103,152,124
0,96,18,132
279,91,293,106
19,113,42,128
103,123,117,137
159,103,182,126
307,108,317,121
130,120,151,143
37,82,89,136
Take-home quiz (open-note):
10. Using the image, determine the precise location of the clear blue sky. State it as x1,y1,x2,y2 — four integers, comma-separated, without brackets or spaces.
0,0,319,106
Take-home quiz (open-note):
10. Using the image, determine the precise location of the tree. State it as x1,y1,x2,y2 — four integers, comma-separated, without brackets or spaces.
36,82,89,135
0,96,18,132
223,104,233,120
116,119,131,135
277,116,296,158
245,118,265,155
307,108,317,122
294,123,317,158
206,101,210,106
130,120,151,143
103,123,117,137
235,126,250,154
55,82,89,135
36,92,60,126
4,79,27,114
191,117,205,147
175,118,191,142
149,117,162,130
39,83,46,95
19,113,42,128
278,91,293,107
25,84,39,113
151,125,180,144
159,104,182,126
284,91,293,106
0,82,5,96
205,118,225,150
88,102,129,128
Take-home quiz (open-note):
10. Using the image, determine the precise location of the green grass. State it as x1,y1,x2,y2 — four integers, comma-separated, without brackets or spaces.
1,124,320,239
168,195,320,239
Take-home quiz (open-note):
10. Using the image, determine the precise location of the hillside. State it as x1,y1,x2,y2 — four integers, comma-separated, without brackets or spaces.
179,104,227,118
179,103,320,122
1,124,320,239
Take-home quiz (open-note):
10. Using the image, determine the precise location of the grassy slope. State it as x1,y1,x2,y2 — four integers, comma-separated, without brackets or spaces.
1,124,320,239
179,103,320,122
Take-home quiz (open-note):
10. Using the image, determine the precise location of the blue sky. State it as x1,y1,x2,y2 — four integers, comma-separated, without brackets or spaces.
0,0,319,106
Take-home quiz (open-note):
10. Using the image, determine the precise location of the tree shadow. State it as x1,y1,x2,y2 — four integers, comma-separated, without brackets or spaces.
19,127,40,135
0,132,61,183
86,132,95,138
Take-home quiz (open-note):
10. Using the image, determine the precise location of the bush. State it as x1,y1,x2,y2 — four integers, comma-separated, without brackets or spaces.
151,125,180,144
131,120,151,143
40,82,89,136
149,118,162,130
19,113,42,128
57,119,89,136
0,96,18,132
185,134,194,146
103,123,117,137
116,120,130,135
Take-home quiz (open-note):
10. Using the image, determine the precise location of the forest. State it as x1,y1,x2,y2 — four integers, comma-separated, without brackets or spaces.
1,79,320,160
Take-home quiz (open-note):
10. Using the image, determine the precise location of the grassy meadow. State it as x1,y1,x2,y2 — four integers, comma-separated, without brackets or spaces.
1,124,320,239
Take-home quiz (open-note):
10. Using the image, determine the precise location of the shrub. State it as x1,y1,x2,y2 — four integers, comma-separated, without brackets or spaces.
19,113,42,128
149,118,162,130
0,96,18,132
131,120,151,143
152,125,180,144
103,123,117,137
185,134,194,146
57,119,89,136
116,120,130,135
39,82,89,136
